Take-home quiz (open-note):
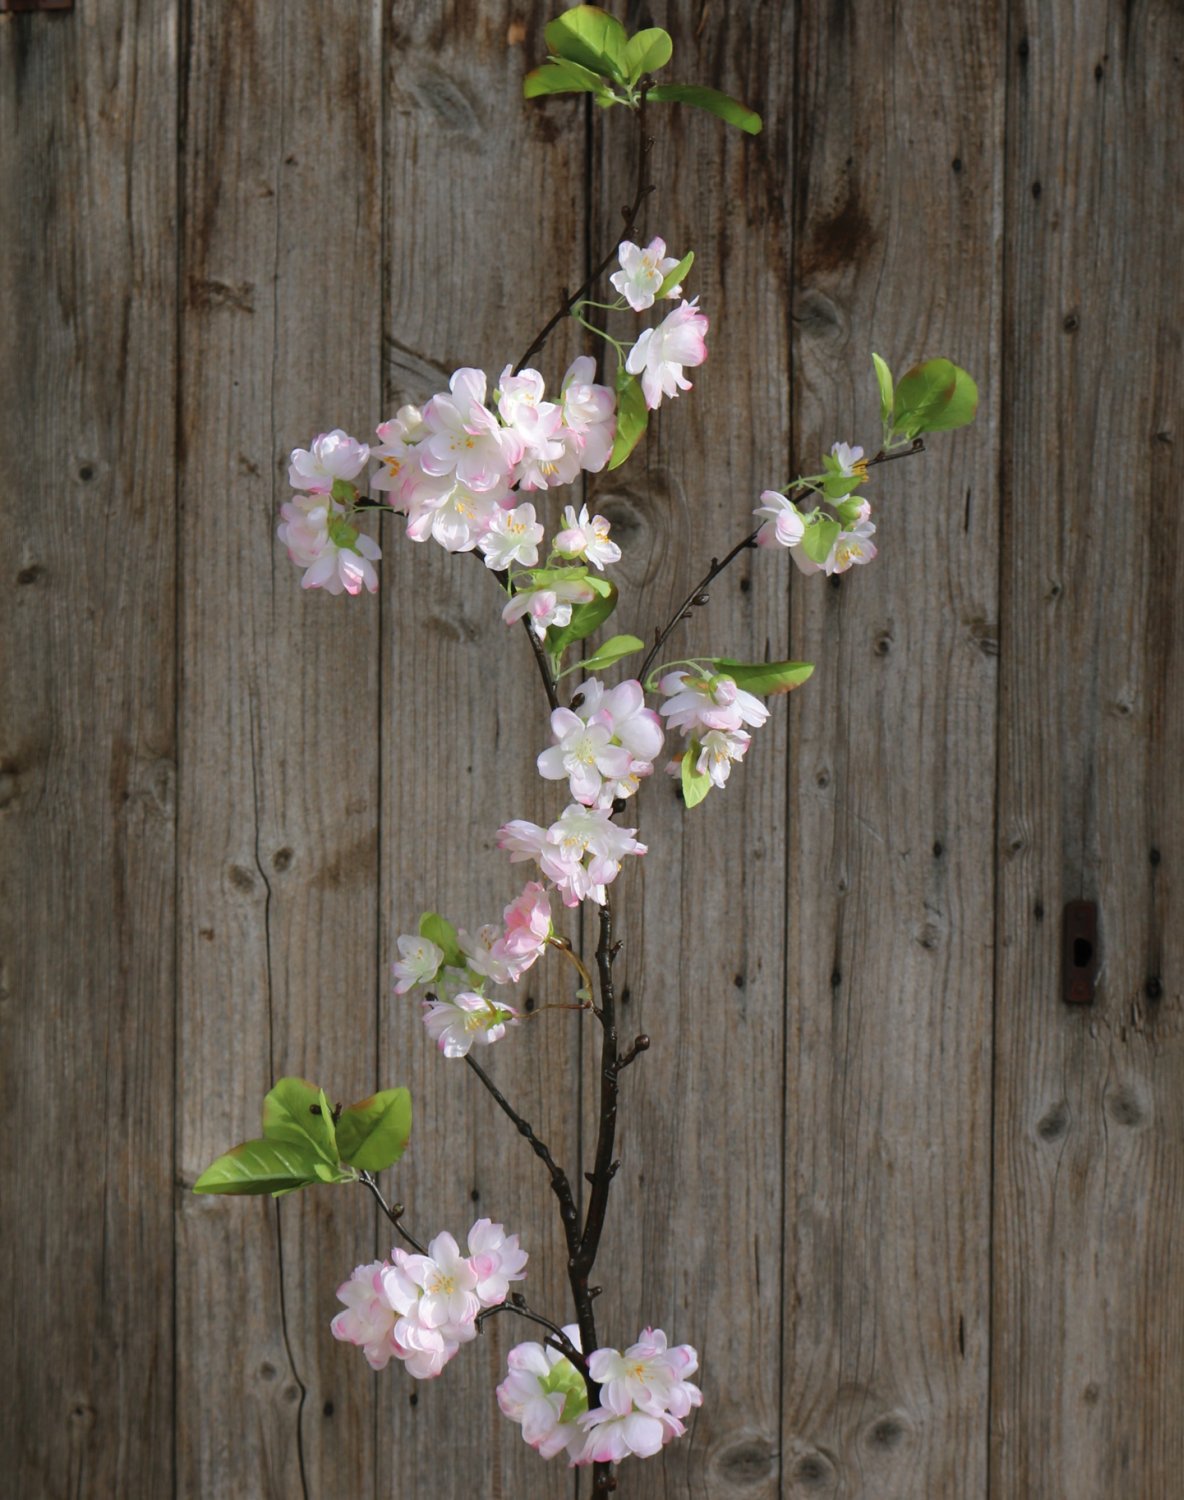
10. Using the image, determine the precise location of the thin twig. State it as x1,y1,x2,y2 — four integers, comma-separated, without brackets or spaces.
476,1296,586,1369
357,1172,427,1255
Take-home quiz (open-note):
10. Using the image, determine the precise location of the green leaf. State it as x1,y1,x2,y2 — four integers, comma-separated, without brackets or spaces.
608,374,648,470
820,471,863,501
892,357,964,438
646,83,762,134
623,26,673,84
262,1078,338,1165
918,362,978,431
680,740,713,808
710,658,815,696
656,249,693,300
193,1137,325,1197
418,912,463,970
546,583,618,656
544,5,628,84
524,564,589,588
524,58,614,101
330,478,357,505
579,633,645,673
336,1088,413,1172
871,352,894,429
800,516,840,564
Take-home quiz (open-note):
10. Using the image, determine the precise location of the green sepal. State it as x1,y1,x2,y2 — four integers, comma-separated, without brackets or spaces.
834,498,866,528
800,516,841,564
330,478,358,505
579,634,645,674
418,911,464,970
608,373,648,470
646,83,762,134
710,658,815,696
544,5,628,85
546,580,618,656
524,57,616,103
680,740,713,808
623,27,673,83
542,1356,590,1421
336,1088,413,1172
871,352,894,430
193,1137,327,1197
656,250,693,300
262,1078,339,1166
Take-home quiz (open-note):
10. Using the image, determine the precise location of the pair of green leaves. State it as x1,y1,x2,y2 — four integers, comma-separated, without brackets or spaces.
193,1078,412,1198
525,6,762,134
679,659,815,808
874,354,978,444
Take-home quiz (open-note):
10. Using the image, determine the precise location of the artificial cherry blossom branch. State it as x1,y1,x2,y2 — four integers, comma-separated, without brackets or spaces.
357,1171,427,1255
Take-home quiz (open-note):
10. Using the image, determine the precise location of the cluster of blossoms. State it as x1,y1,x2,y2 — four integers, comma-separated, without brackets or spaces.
497,1326,702,1468
659,670,771,789
537,677,664,807
392,882,553,1058
332,1220,527,1379
754,441,878,575
498,805,647,909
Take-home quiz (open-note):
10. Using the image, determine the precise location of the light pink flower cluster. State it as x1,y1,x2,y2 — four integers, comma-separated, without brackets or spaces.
659,670,770,790
755,442,877,573
332,1221,527,1379
498,805,646,908
537,678,664,808
371,360,615,556
278,430,381,594
498,1326,701,1468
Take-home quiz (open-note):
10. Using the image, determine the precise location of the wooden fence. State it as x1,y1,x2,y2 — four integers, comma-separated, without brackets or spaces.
2,1,1180,1495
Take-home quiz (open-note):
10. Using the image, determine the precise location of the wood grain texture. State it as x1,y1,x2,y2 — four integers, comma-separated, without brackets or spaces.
991,2,1184,1494
582,5,796,1495
782,0,1003,1494
0,5,177,1495
377,6,584,1496
175,5,382,1497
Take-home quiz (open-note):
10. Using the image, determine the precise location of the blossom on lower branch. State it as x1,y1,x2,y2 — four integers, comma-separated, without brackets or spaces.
499,1327,702,1468
332,1221,527,1378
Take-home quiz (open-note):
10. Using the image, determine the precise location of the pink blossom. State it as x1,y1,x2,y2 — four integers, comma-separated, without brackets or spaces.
574,1328,702,1466
330,1262,397,1370
478,501,545,571
497,1329,587,1461
625,298,709,410
830,440,868,479
468,882,552,984
610,237,683,312
554,504,621,571
277,496,381,595
396,1231,482,1333
558,357,616,474
498,805,647,908
658,671,769,737
501,578,597,640
466,1218,529,1306
370,405,426,502
421,990,518,1057
419,368,520,492
537,679,662,808
753,489,806,549
288,429,370,493
392,934,444,995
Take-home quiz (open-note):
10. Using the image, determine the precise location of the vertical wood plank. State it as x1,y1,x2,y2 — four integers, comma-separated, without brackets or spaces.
0,5,177,1494
176,6,382,1497
378,5,583,1495
992,1,1184,1493
782,0,1003,1492
585,4,795,1495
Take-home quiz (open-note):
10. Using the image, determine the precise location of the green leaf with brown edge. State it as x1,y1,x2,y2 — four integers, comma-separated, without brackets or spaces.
916,362,978,432
262,1077,338,1165
656,249,693,300
710,658,815,696
546,580,618,656
680,740,713,808
193,1137,326,1196
418,911,463,969
623,26,673,84
544,5,628,84
336,1088,412,1172
646,83,762,134
524,57,615,102
608,373,648,470
892,357,964,438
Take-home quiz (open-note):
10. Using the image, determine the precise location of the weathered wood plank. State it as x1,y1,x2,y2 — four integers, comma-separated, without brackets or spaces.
991,2,1184,1493
782,0,1002,1492
0,5,177,1494
377,6,584,1495
176,6,382,1497
584,5,796,1495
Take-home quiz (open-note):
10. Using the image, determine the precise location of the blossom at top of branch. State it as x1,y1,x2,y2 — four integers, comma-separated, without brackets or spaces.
610,237,684,312
625,298,709,410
